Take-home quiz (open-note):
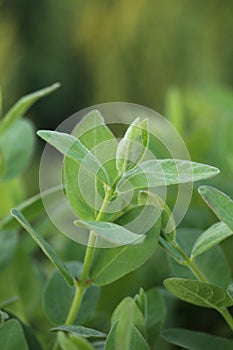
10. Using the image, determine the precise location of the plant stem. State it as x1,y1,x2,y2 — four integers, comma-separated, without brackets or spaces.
169,240,233,332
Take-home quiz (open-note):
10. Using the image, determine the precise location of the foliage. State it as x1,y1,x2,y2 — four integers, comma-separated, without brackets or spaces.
0,104,232,350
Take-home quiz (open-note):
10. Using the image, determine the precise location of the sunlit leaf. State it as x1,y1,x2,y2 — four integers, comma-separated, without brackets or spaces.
0,83,60,136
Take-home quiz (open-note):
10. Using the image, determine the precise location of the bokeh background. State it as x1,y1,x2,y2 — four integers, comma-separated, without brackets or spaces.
0,1,233,349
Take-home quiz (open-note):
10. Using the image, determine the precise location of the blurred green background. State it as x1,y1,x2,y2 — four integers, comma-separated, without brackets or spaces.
0,1,233,349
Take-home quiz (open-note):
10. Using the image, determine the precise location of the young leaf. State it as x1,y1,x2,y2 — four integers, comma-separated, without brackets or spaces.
0,83,60,136
191,222,233,257
52,325,106,338
64,110,118,220
105,322,149,350
117,159,219,192
111,297,145,336
164,278,233,308
198,186,233,231
90,206,161,286
11,209,74,287
134,288,147,319
0,319,29,350
74,220,145,246
42,262,99,325
37,130,109,185
162,328,233,350
116,118,149,174
0,119,34,180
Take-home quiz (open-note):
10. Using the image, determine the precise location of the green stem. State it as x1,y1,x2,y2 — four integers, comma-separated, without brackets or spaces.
52,187,114,350
169,240,233,332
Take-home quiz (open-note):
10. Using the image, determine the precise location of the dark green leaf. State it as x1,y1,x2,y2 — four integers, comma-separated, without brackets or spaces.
0,83,60,136
164,278,233,308
11,209,74,287
0,319,29,350
191,222,233,257
52,325,106,338
198,186,233,231
42,262,99,325
162,328,233,350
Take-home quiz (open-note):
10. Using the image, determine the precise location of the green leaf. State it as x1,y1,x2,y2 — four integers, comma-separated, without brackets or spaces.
52,325,106,338
111,297,145,336
146,288,166,347
198,186,233,231
58,332,94,350
0,296,19,309
0,310,9,326
0,185,62,231
0,230,18,268
105,323,149,350
0,319,29,350
90,206,161,286
164,278,233,309
0,119,34,180
42,262,99,325
162,328,233,350
167,228,232,289
64,110,117,220
191,222,233,257
74,220,145,246
37,130,109,185
134,288,147,319
10,209,74,287
118,159,220,192
116,118,149,174
0,83,60,136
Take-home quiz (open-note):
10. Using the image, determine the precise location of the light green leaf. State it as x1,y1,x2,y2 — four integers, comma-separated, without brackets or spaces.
0,83,60,136
191,222,233,257
111,297,145,336
198,186,233,231
162,328,233,350
118,159,220,192
134,288,147,319
0,119,34,180
105,323,149,350
116,118,149,174
0,319,29,350
90,206,161,286
74,220,145,246
0,230,18,268
146,288,166,347
164,278,233,308
38,130,109,185
0,310,9,326
64,110,117,220
11,209,74,287
52,325,106,338
0,185,62,231
58,332,94,350
42,262,99,325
